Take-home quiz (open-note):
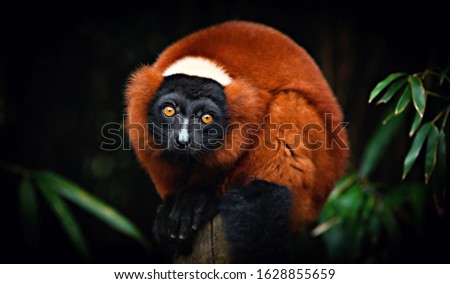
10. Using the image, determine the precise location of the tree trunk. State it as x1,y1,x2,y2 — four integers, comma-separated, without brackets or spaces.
173,215,230,264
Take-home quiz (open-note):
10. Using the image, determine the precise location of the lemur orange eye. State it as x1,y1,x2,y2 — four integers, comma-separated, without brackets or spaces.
201,114,214,124
163,106,176,117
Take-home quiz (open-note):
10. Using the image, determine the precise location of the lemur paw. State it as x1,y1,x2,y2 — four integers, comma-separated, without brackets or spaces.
153,187,219,255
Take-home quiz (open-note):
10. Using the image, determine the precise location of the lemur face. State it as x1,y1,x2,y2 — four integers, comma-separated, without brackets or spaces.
148,74,229,160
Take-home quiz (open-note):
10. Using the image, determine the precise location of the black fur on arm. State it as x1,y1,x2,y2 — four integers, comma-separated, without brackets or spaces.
220,179,293,263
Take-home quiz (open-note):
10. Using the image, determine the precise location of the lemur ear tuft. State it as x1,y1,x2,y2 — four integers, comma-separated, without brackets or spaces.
125,65,163,106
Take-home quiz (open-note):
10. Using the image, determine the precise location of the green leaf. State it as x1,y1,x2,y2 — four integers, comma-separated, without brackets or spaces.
377,78,407,104
382,182,427,232
409,111,423,137
19,177,40,248
432,131,447,212
369,73,406,103
437,131,447,173
394,85,411,115
409,76,426,117
359,114,404,178
36,171,149,248
361,192,375,222
403,123,433,179
36,179,90,258
329,173,357,199
382,111,396,125
383,189,405,210
425,124,439,183
332,183,365,220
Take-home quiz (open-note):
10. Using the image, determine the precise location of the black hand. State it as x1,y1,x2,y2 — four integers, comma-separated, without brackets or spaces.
153,187,219,255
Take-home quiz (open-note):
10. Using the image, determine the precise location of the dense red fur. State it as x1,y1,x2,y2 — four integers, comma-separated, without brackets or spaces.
126,21,349,229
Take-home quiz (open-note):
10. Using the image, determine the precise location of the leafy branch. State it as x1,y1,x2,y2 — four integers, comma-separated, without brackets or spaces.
316,114,427,262
368,66,449,183
315,66,448,262
1,161,150,259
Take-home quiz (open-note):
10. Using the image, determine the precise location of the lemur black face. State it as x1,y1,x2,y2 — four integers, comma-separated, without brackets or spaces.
148,74,229,160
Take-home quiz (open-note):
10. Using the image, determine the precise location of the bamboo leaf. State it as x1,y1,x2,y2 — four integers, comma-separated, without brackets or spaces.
432,131,447,212
377,78,407,104
382,187,404,209
36,171,149,248
409,76,426,117
19,177,40,248
377,182,427,236
382,111,396,125
369,73,406,103
425,124,439,183
332,183,365,219
394,85,411,115
409,111,423,137
329,173,357,199
36,179,90,258
403,123,433,179
359,114,404,178
437,131,447,172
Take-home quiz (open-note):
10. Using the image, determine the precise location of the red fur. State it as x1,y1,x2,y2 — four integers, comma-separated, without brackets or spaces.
126,21,349,229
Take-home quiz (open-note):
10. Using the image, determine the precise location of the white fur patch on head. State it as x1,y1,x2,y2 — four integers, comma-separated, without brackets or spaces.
163,56,232,86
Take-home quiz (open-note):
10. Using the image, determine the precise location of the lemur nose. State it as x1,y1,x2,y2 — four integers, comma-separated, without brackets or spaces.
177,129,190,145
177,117,190,146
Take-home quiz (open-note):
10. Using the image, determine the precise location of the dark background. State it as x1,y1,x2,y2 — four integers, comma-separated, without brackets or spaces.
1,1,449,263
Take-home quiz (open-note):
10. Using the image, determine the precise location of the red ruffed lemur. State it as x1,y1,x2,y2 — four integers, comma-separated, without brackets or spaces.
126,21,349,263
